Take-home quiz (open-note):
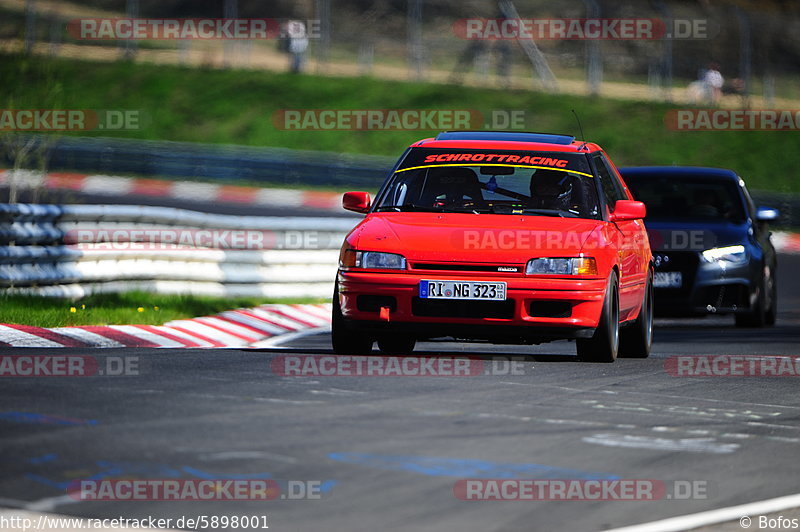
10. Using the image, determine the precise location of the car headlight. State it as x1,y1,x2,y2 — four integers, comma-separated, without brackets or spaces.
340,249,407,270
526,257,597,275
701,245,746,264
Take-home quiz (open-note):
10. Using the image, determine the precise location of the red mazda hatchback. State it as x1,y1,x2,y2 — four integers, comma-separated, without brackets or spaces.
333,132,652,362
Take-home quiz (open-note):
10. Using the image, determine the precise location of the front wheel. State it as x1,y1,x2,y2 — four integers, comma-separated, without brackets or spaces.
735,277,768,328
331,285,373,355
765,268,777,326
619,273,653,358
577,273,619,363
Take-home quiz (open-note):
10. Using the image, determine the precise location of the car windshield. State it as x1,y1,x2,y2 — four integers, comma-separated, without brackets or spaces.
623,175,747,224
375,148,600,219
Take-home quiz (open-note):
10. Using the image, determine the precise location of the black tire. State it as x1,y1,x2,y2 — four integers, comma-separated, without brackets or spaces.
735,277,767,328
377,335,416,355
331,285,373,355
577,273,620,363
765,268,777,326
619,273,653,358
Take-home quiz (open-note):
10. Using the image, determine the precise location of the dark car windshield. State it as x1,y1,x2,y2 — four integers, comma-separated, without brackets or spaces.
623,174,747,224
375,148,600,219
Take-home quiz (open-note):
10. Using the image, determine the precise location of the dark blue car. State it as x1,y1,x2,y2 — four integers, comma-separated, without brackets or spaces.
619,167,778,327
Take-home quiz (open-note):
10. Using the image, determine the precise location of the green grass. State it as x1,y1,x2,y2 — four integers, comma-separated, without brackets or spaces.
1,52,798,194
0,292,323,327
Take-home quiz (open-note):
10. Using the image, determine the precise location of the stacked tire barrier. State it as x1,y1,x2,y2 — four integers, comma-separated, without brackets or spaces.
0,203,357,298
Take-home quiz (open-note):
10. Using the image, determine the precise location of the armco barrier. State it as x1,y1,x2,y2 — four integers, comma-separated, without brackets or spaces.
1,202,797,299
2,136,798,226
0,203,357,298
3,135,396,188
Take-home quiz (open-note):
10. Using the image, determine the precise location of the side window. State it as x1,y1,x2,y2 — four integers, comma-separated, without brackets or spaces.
594,155,625,212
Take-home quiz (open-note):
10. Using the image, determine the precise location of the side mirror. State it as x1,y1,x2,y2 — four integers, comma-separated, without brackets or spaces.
610,200,646,222
756,206,779,223
343,191,371,214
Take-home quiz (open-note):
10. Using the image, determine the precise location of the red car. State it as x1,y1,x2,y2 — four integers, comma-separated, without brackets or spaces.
333,132,652,362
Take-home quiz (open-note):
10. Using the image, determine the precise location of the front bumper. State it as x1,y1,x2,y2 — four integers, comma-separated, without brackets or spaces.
653,253,756,315
337,270,607,341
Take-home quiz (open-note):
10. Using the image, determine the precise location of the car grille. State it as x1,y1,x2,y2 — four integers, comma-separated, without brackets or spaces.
411,297,515,319
653,251,699,297
411,263,522,274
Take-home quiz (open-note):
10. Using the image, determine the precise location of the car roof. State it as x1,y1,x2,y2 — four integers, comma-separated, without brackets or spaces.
410,131,602,154
619,166,740,180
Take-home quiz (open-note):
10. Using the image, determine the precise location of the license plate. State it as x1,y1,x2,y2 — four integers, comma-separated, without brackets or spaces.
420,280,506,300
654,272,682,288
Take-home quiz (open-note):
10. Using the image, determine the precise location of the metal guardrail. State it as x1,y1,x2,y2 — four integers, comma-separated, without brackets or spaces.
7,135,397,188
0,203,356,298
4,136,798,226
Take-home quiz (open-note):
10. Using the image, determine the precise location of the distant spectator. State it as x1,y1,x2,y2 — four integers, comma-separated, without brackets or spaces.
686,62,724,106
284,20,309,74
702,62,724,105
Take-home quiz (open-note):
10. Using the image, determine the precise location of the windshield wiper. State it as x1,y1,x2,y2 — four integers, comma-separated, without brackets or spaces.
489,206,579,218
377,204,488,214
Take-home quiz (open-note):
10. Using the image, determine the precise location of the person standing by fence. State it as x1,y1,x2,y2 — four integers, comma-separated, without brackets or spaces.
282,20,309,74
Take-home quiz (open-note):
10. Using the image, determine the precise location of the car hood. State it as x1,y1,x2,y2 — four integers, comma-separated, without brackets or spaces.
643,220,748,252
348,213,605,263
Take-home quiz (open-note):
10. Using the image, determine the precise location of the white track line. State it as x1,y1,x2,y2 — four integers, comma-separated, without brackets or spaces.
251,324,332,347
607,492,800,532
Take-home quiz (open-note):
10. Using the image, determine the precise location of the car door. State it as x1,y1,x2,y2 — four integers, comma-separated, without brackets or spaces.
594,153,648,317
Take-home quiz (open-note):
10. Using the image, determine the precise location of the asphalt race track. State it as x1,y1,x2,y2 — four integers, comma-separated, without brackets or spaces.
1,254,799,531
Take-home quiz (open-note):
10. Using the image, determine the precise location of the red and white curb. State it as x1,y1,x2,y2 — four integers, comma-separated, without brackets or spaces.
774,231,800,254
0,170,343,212
0,303,332,348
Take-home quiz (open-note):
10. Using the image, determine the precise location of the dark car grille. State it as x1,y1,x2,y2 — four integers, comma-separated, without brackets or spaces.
412,297,515,319
412,263,522,274
653,251,699,297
